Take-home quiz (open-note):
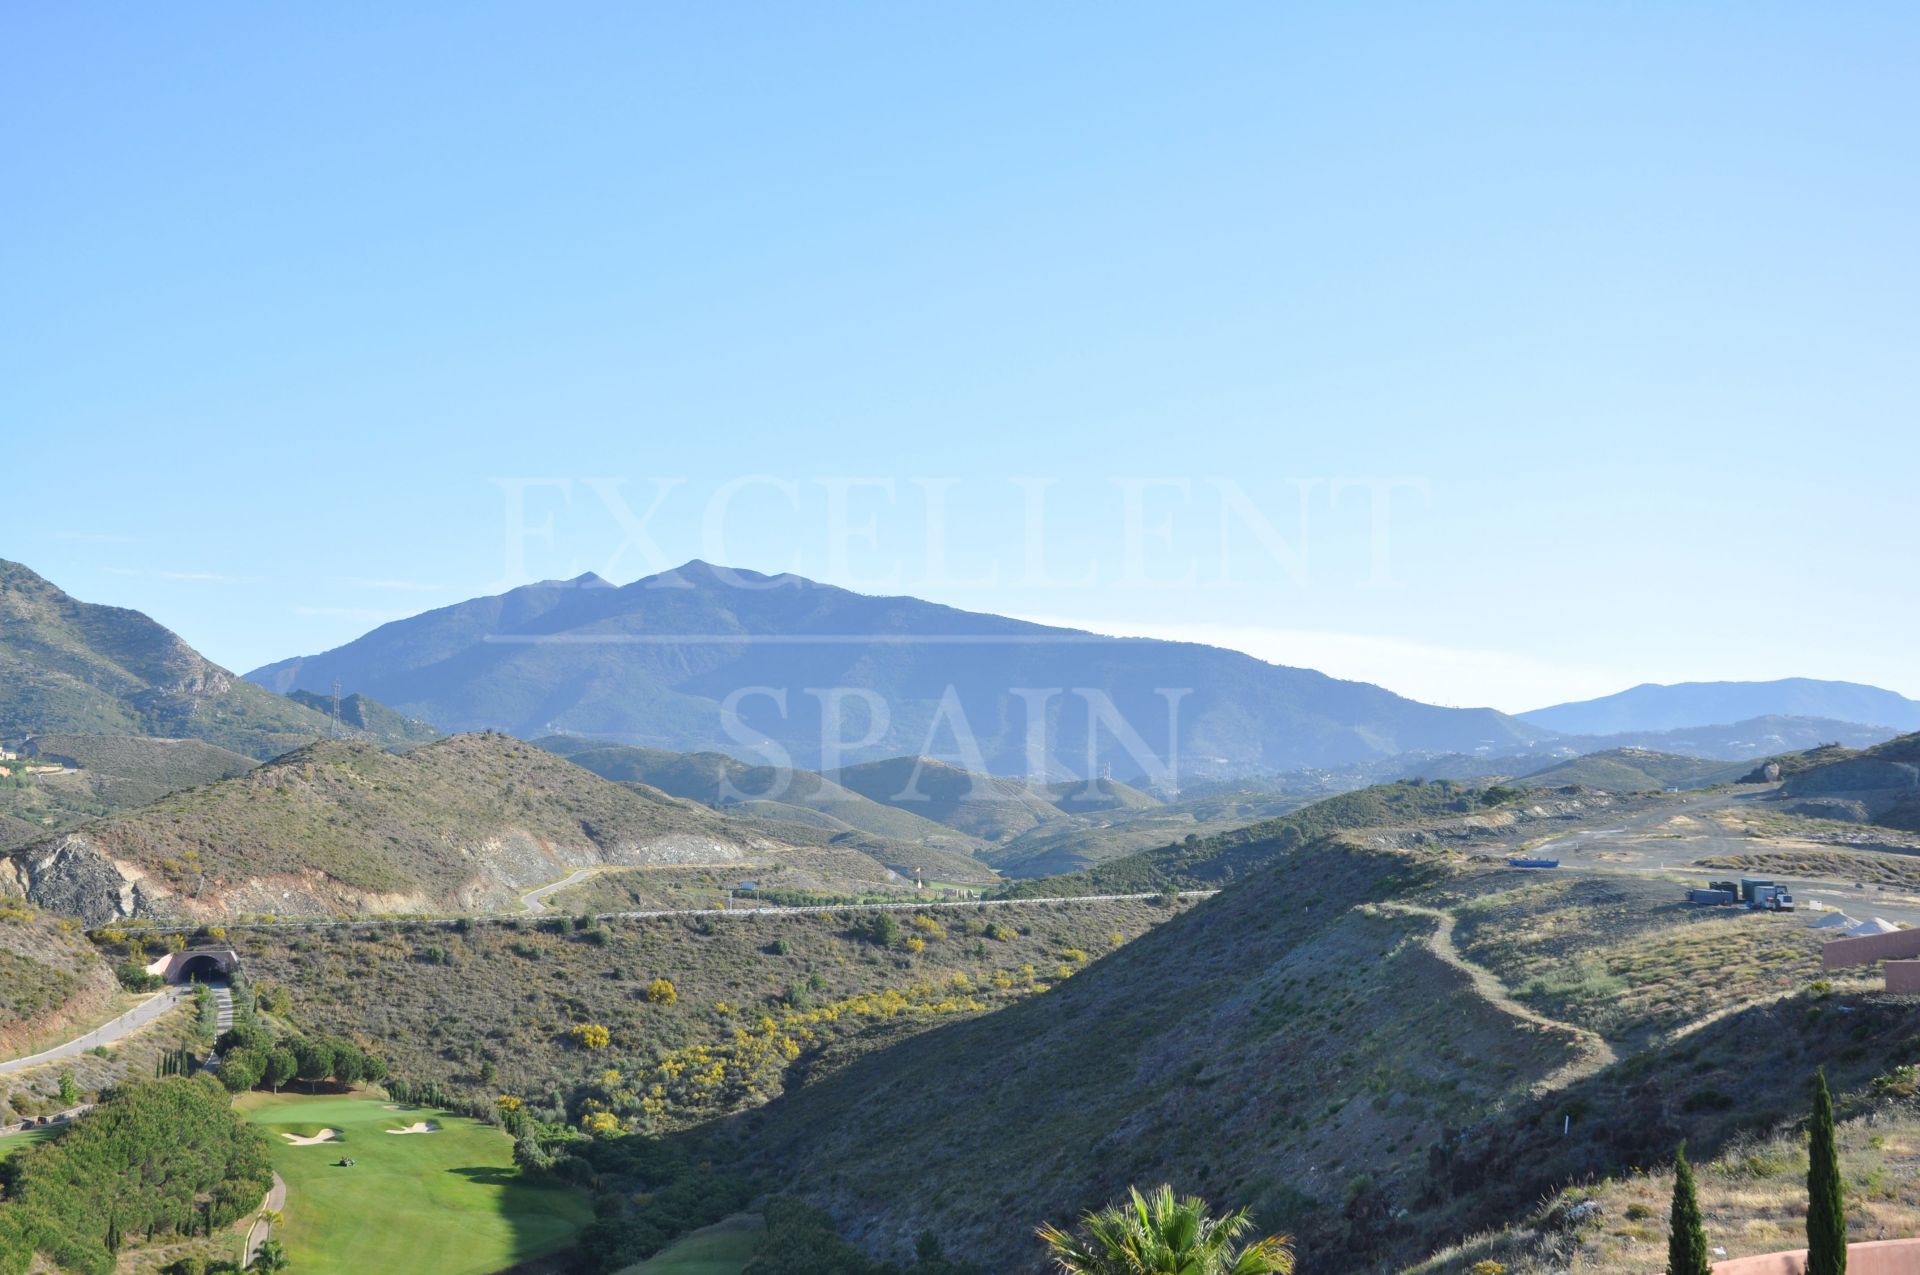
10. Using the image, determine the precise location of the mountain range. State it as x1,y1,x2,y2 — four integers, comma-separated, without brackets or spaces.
245,560,1545,780
1522,677,1920,735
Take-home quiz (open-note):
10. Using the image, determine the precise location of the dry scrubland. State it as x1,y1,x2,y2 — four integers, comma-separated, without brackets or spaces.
215,897,1175,1133
0,905,115,1061
1416,1101,1920,1274
1448,874,1831,1044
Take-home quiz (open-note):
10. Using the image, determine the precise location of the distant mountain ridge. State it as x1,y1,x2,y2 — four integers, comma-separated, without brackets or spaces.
246,560,1545,779
1522,678,1920,735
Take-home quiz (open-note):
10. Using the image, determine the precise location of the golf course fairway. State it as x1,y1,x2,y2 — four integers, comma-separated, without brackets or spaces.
239,1092,591,1275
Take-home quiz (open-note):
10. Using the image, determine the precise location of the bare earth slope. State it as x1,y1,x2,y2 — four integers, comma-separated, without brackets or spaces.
0,733,807,923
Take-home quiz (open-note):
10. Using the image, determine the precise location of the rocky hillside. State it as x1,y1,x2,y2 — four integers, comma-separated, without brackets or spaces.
1774,731,1920,830
0,733,812,924
0,559,398,758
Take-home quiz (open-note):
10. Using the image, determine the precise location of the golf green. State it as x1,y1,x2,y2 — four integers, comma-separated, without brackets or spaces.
621,1214,764,1274
0,1127,59,1164
240,1093,591,1275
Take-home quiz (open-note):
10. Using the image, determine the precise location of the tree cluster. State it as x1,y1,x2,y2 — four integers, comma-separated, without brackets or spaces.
212,1022,387,1096
0,1075,272,1275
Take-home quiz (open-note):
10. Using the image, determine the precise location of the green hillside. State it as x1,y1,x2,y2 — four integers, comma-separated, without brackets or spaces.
996,777,1515,896
833,756,1064,841
285,689,442,745
0,559,347,759
1,734,260,852
545,740,968,846
1516,748,1747,792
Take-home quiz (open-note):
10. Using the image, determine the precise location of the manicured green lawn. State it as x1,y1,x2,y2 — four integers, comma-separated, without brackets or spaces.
620,1214,764,1275
238,1093,591,1275
0,1127,58,1163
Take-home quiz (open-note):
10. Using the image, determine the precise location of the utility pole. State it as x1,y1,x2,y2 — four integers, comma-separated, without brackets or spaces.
330,679,342,739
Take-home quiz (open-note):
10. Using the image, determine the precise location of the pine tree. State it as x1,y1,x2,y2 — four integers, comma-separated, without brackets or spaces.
1807,1067,1847,1275
1667,1143,1711,1275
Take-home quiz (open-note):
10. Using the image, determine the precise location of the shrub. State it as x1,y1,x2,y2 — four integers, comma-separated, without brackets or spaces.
570,1024,612,1050
645,979,678,1005
114,962,165,992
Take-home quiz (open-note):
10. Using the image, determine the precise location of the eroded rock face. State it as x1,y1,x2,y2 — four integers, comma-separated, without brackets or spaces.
1786,758,1920,797
2,835,150,926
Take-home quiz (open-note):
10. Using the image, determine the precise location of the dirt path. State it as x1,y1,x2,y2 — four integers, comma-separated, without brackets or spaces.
243,1172,287,1269
1382,902,1618,1098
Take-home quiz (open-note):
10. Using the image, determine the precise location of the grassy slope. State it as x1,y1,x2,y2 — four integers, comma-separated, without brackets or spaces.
0,1127,57,1163
1518,748,1749,792
0,558,345,759
3,733,802,918
620,1215,763,1275
240,1093,591,1275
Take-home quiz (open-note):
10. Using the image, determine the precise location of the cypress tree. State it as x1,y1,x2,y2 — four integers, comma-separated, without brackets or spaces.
1807,1067,1846,1275
1667,1143,1711,1275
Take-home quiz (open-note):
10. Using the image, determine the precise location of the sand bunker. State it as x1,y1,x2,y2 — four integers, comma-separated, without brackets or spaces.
385,1121,441,1135
280,1129,341,1146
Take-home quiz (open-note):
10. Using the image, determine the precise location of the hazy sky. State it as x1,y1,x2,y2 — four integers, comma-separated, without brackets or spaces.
5,5,1915,712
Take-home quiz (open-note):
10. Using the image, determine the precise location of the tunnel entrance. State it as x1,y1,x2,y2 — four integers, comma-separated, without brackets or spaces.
175,953,230,984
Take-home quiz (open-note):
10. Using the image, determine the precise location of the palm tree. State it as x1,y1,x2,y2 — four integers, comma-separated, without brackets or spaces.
1037,1184,1294,1275
250,1238,290,1272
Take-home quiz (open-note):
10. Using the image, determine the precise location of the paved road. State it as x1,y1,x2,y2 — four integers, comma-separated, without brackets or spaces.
135,889,1214,934
0,988,189,1077
1521,787,1920,928
243,1172,288,1269
519,867,604,913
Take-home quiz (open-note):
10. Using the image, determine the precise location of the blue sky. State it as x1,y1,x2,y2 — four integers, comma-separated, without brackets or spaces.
4,4,1914,711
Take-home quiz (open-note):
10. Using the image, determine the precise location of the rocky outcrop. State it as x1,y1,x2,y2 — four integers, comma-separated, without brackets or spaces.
1,836,155,926
1783,757,1920,797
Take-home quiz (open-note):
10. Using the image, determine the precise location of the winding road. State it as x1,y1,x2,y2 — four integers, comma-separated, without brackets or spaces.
518,867,604,912
0,987,189,1077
